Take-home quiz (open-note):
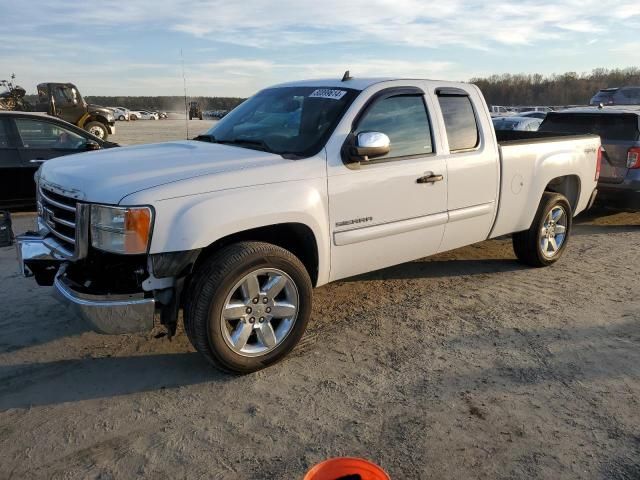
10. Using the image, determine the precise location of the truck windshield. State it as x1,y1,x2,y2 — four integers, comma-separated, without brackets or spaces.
199,86,359,158
539,113,640,141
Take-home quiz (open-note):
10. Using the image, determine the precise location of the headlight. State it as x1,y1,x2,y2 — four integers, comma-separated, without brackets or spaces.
106,113,115,121
90,205,153,254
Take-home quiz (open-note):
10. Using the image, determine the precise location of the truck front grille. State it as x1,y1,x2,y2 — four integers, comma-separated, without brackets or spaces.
39,186,80,256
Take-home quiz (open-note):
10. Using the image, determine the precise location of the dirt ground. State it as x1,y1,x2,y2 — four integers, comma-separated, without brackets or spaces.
1,121,639,479
111,118,218,145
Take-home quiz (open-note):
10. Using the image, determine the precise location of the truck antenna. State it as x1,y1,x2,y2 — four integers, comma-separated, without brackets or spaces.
181,49,189,139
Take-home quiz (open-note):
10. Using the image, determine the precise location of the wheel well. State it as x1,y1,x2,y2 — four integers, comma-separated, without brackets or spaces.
85,115,108,126
544,175,580,212
193,223,319,286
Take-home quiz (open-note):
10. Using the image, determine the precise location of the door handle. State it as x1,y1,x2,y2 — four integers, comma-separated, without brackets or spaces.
29,159,46,163
416,174,444,184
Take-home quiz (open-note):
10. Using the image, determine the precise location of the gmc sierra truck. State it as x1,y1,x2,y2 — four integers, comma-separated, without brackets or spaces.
17,77,601,373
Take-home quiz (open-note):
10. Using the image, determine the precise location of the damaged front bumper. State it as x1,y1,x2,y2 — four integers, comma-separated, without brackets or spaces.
16,231,156,334
54,266,155,334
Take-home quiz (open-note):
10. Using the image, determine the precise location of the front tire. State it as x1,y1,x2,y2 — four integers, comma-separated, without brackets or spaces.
513,192,572,267
84,121,108,140
118,115,125,121
184,242,312,373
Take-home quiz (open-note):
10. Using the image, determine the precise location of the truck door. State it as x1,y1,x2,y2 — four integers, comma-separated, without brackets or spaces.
434,88,498,252
50,84,85,125
327,87,448,281
0,117,27,206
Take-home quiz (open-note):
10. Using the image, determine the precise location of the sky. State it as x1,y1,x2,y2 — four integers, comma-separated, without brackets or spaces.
1,0,639,97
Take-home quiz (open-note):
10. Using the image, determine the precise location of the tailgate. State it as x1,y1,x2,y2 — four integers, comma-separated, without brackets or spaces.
539,112,640,184
600,140,631,184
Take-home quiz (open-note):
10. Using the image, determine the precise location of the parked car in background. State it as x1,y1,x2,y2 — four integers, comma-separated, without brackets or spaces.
492,116,543,131
130,110,159,120
0,112,118,209
590,87,640,106
539,107,640,210
518,111,548,120
111,107,130,121
17,76,600,373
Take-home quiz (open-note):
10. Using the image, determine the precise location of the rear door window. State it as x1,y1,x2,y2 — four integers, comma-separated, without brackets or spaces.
437,95,479,152
539,113,640,141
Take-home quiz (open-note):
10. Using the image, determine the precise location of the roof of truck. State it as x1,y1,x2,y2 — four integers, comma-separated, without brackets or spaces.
269,77,464,91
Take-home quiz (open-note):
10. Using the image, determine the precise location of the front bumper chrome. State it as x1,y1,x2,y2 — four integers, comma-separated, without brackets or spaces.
16,231,73,277
54,270,155,334
16,231,156,334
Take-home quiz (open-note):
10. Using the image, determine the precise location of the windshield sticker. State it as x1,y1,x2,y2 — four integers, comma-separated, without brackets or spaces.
309,89,347,100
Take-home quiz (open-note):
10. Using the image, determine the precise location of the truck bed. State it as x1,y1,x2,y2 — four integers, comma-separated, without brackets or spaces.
495,130,595,145
490,130,600,238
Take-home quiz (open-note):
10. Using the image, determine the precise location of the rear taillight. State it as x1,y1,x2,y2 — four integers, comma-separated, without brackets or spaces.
628,147,640,169
595,146,603,180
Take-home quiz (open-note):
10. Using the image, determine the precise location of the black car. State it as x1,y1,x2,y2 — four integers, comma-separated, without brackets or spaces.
0,112,118,209
590,87,640,106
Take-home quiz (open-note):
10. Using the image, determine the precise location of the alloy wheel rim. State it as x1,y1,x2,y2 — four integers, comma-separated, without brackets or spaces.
220,268,299,357
89,127,104,138
540,205,568,258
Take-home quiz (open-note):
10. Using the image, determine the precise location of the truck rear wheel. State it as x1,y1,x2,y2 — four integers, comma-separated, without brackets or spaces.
84,121,108,140
512,192,572,267
184,242,312,373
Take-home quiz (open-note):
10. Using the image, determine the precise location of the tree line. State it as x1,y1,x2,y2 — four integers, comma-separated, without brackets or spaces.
22,94,246,112
16,67,640,110
84,96,246,112
471,68,640,106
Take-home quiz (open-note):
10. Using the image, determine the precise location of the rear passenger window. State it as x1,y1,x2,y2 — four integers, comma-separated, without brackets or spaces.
356,95,433,159
438,95,479,152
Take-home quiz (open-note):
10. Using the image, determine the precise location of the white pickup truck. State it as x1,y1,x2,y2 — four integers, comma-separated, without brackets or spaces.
17,77,601,373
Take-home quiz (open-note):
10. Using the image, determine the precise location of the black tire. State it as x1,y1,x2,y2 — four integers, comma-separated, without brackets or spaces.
84,121,108,140
199,113,203,120
513,192,572,267
189,113,193,120
118,115,125,121
184,241,312,373
130,114,137,121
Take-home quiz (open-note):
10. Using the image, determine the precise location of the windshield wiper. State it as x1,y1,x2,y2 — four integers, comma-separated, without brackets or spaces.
193,134,216,143
216,138,272,153
193,135,281,155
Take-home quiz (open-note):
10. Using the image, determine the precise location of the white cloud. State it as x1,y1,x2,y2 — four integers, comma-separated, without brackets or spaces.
2,0,640,95
8,0,640,49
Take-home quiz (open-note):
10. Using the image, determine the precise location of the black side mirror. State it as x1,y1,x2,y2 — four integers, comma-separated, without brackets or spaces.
343,131,391,163
85,140,101,151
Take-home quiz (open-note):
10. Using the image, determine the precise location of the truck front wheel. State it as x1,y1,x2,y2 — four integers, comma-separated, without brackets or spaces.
184,242,312,373
84,121,108,140
512,192,572,267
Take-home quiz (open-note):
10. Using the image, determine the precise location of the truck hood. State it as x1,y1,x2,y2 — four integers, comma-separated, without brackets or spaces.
39,140,323,204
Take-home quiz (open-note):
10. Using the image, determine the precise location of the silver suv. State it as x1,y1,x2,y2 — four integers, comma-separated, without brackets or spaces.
539,108,640,210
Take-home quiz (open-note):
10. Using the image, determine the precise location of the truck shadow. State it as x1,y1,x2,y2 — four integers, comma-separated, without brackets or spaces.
342,258,526,283
0,352,227,411
572,223,639,236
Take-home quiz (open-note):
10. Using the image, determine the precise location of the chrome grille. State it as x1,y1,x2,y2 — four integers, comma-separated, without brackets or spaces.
38,186,78,255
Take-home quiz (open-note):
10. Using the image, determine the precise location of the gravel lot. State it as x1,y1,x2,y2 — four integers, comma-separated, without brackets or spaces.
111,118,218,145
1,120,639,479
